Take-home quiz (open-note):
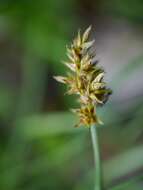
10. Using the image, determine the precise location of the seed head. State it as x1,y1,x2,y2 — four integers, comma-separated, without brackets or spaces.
54,26,112,127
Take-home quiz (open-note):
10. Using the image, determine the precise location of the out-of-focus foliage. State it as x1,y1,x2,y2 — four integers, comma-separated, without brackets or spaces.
0,0,143,190
0,0,76,62
103,0,143,22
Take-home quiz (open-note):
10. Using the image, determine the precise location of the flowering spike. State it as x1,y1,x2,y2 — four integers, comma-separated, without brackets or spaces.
54,26,112,127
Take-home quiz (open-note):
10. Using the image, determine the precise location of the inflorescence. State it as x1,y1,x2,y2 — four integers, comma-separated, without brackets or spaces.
54,26,112,127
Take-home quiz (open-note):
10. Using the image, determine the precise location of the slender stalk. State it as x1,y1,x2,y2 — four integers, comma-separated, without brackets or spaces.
90,125,102,190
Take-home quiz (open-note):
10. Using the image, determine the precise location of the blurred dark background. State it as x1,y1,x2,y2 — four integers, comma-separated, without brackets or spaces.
0,0,143,190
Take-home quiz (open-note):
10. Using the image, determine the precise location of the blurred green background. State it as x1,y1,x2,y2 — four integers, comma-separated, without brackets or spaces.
0,0,143,190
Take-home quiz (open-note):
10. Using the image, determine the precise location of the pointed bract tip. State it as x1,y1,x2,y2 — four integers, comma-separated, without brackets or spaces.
82,25,92,42
53,76,67,84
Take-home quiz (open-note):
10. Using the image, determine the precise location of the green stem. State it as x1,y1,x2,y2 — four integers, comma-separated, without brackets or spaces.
90,125,102,190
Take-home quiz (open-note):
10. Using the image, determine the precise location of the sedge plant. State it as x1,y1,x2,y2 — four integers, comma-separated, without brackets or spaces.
54,26,112,190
